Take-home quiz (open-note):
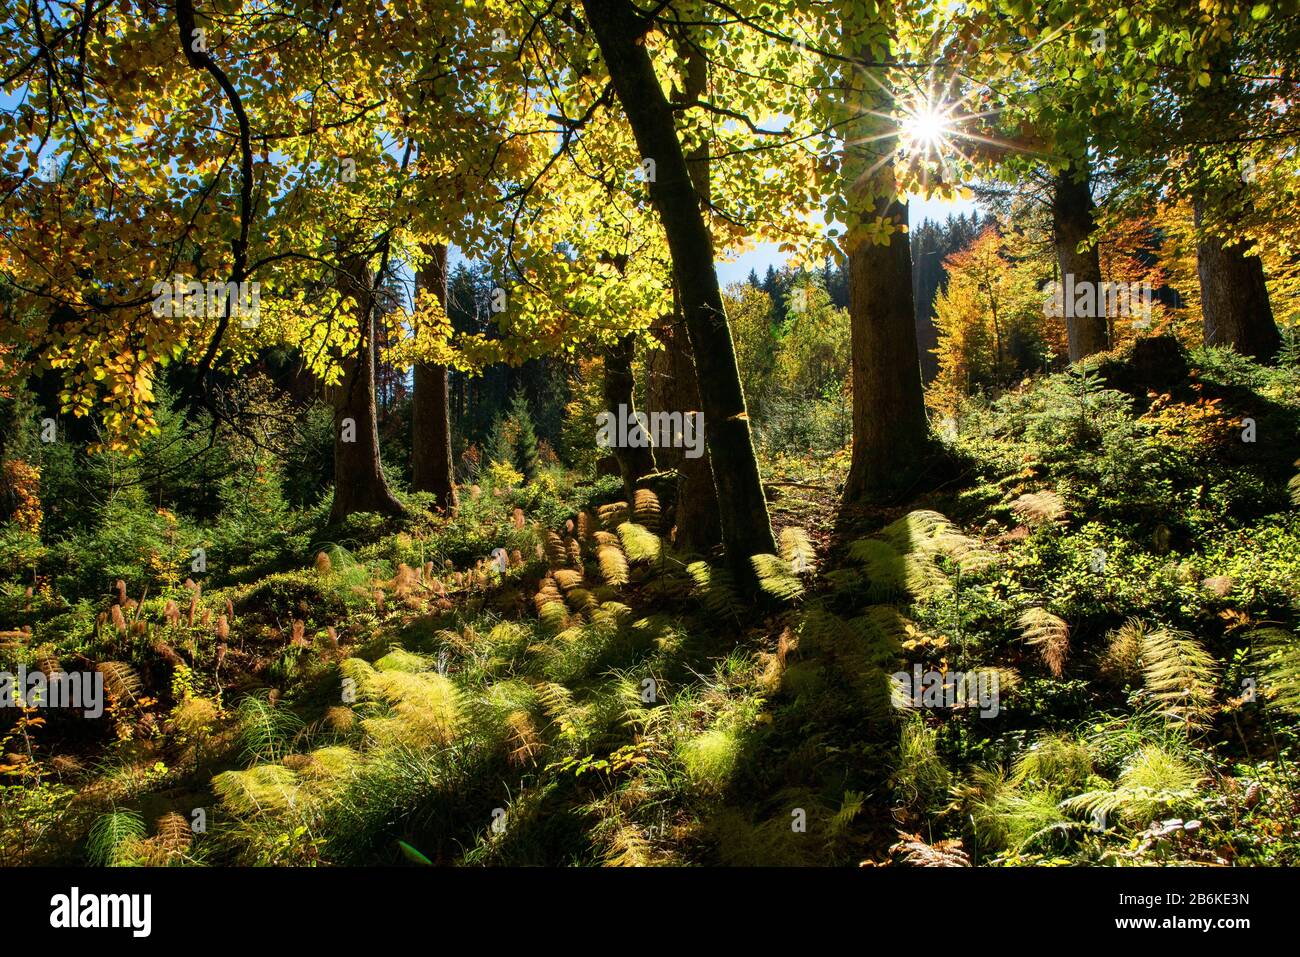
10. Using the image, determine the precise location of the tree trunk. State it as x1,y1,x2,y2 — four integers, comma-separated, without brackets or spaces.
840,13,930,507
1194,198,1280,361
1052,161,1110,362
647,29,721,554
583,0,775,575
602,332,656,500
411,244,458,510
328,256,406,523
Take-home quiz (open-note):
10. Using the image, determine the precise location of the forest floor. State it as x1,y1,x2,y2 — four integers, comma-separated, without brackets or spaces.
1,335,1298,867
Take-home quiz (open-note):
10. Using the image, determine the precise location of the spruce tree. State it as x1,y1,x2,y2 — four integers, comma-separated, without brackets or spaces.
507,388,540,483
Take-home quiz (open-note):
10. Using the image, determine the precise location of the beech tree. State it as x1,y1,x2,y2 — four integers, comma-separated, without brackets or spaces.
411,246,457,510
580,0,777,572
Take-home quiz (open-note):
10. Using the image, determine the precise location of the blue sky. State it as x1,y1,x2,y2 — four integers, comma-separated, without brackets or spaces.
715,191,979,285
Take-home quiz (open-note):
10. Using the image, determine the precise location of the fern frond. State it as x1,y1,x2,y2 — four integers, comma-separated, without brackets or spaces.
1251,627,1300,715
553,568,585,591
890,830,970,867
597,545,630,586
618,523,662,562
597,502,629,527
577,510,600,545
534,577,563,614
778,527,817,574
1018,608,1070,677
928,529,998,574
236,693,305,762
153,812,194,857
686,560,741,617
827,790,866,839
543,530,568,568
96,661,142,701
505,710,543,766
1059,744,1200,826
631,489,661,531
212,764,300,816
750,554,805,602
848,605,910,660
879,510,953,550
565,586,598,614
603,820,655,867
1101,617,1150,684
86,810,147,866
1010,490,1066,526
537,601,569,635
1140,627,1218,732
363,671,463,747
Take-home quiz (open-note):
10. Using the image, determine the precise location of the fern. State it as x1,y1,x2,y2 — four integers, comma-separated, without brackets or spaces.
1010,490,1066,526
597,501,629,528
1251,627,1300,715
1018,607,1070,677
1140,627,1218,732
552,568,584,591
847,538,949,600
891,830,970,867
879,510,954,549
597,545,630,586
1060,744,1200,826
603,820,656,867
631,489,661,531
778,527,817,574
86,810,147,866
686,560,741,617
96,661,142,702
617,523,662,562
236,693,306,762
750,553,805,602
543,530,568,568
212,764,301,816
537,601,568,635
1101,617,1150,684
826,790,865,841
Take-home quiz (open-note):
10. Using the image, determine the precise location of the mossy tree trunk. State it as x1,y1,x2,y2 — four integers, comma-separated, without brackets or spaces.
329,256,406,523
412,244,458,510
583,0,775,577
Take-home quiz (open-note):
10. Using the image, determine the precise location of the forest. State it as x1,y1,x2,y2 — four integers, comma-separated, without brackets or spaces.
0,0,1297,873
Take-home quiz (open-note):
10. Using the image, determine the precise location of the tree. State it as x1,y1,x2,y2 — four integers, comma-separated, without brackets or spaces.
929,225,1052,413
327,257,406,522
580,0,776,576
1052,160,1111,361
834,0,930,507
411,247,457,510
646,26,720,554
506,388,541,484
